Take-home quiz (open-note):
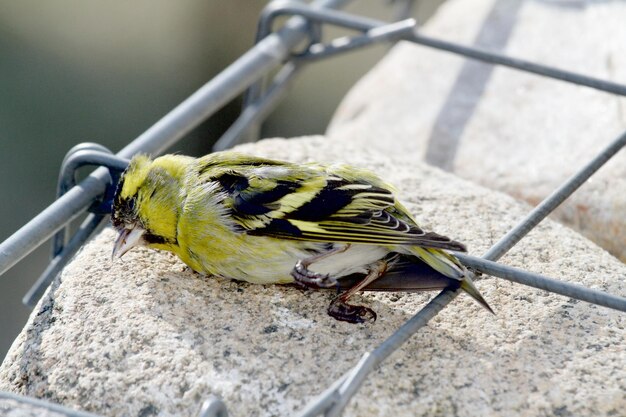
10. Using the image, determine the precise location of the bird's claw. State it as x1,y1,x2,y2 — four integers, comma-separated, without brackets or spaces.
327,298,377,324
291,260,338,289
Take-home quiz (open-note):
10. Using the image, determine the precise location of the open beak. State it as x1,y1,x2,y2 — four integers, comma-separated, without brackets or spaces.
112,227,145,260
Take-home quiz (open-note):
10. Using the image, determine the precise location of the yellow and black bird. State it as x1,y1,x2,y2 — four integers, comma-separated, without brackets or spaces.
111,151,492,323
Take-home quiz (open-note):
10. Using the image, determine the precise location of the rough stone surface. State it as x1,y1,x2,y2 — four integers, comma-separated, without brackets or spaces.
328,0,626,261
1,136,625,417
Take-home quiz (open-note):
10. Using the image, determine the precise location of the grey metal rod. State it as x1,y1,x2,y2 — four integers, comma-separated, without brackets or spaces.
483,131,626,261
241,0,355,143
410,32,626,97
322,287,462,417
53,151,128,257
24,213,105,307
296,18,416,62
198,396,230,417
259,3,626,97
0,391,102,417
218,19,417,150
0,174,108,277
295,372,349,417
214,63,302,151
257,1,383,41
58,151,129,194
53,144,114,257
0,0,350,279
456,254,626,312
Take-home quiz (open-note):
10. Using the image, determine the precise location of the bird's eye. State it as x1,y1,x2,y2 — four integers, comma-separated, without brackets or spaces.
125,197,136,212
112,196,138,228
119,197,136,214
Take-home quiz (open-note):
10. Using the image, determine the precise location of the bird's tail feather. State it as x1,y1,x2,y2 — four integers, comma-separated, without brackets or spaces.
460,275,494,314
408,247,494,314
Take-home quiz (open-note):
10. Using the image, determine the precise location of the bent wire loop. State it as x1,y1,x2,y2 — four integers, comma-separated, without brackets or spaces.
23,145,130,307
0,1,625,417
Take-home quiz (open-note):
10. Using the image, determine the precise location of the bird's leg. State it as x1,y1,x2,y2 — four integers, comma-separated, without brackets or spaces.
328,257,393,324
291,244,351,288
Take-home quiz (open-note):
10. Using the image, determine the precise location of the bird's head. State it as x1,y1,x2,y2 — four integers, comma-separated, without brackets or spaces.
111,154,191,258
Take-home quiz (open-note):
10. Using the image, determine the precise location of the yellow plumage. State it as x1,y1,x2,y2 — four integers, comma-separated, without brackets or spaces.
112,151,491,323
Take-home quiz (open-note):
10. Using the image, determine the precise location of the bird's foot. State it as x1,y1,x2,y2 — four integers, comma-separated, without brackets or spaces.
327,297,377,324
291,260,338,289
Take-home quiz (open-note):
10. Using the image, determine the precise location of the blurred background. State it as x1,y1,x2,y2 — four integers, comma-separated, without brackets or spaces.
0,0,445,361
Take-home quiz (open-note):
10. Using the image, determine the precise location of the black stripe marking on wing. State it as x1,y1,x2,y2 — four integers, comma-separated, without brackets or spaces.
246,218,304,238
283,180,394,222
214,171,301,217
284,182,353,222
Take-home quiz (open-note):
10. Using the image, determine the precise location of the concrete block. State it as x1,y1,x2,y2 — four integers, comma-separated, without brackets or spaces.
1,137,624,417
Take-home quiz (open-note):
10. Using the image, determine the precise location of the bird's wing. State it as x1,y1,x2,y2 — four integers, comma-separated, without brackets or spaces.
198,156,466,252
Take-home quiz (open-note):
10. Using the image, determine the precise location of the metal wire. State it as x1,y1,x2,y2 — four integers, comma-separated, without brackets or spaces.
53,143,114,257
214,62,303,151
483,131,626,261
455,254,626,312
0,172,108,276
315,287,462,417
257,1,382,40
0,391,102,417
256,2,626,98
199,397,230,417
410,32,626,97
23,213,105,307
230,0,626,151
215,18,417,150
295,18,417,61
53,149,128,256
241,0,353,144
21,150,131,307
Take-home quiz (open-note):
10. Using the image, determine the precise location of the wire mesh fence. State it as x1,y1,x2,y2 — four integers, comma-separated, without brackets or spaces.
0,1,625,416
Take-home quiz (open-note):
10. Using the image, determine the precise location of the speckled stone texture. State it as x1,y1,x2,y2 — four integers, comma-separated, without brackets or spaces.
0,136,624,417
328,0,626,262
